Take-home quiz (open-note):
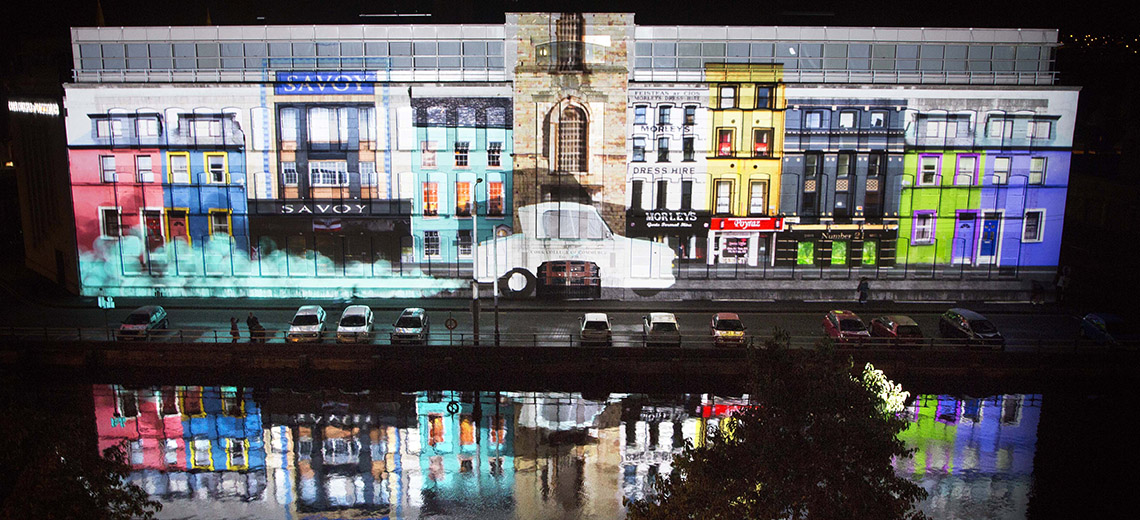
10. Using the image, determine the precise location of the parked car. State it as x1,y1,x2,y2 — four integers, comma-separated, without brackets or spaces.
710,312,747,347
337,305,374,344
1079,313,1139,346
116,305,168,340
391,308,430,345
822,310,871,345
643,312,681,347
939,308,1004,349
286,305,326,343
869,315,924,348
579,313,613,346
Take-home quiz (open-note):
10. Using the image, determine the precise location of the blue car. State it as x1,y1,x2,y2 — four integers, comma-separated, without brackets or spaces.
1080,313,1139,346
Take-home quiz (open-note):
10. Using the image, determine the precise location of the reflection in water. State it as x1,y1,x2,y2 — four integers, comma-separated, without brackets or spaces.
92,386,1040,519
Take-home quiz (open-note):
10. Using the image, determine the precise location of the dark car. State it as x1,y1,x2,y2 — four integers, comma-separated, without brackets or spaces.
116,305,169,340
710,312,747,347
1080,313,1140,346
939,308,1004,349
822,310,871,345
869,315,924,348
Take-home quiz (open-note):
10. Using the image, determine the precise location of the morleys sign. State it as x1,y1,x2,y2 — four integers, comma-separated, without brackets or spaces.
275,71,376,95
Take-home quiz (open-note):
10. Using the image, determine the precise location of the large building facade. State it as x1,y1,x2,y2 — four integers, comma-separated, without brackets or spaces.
63,16,1076,297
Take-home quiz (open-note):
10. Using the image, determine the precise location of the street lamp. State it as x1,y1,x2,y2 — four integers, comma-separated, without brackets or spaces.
472,178,483,347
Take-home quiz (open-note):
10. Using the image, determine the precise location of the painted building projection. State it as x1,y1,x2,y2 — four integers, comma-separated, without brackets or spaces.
93,385,266,501
407,93,514,269
780,89,907,267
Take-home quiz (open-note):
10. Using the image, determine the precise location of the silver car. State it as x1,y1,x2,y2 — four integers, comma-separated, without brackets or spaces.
337,305,374,343
287,305,326,343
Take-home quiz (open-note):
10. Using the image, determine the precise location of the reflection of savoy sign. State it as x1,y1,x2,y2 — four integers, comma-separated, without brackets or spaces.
623,450,682,465
275,71,376,95
629,89,705,104
711,217,785,232
292,413,375,425
282,203,369,215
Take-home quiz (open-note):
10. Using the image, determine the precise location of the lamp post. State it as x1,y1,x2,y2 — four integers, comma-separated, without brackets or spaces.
472,178,483,347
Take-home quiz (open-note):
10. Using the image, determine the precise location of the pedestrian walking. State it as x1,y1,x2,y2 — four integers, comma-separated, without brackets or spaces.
1055,266,1071,303
857,278,870,304
246,312,256,333
230,317,240,343
250,316,266,343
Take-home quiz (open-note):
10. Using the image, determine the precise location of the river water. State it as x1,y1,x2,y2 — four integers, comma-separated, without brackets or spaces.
93,386,1042,519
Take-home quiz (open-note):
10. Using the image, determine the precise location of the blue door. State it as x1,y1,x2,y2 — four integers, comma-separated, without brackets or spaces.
978,212,1001,264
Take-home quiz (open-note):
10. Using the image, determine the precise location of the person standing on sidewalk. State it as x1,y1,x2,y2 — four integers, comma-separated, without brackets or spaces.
246,312,256,335
230,317,240,343
857,278,870,303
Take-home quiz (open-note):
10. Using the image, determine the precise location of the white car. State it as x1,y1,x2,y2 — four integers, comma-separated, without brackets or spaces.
579,313,613,346
643,312,681,347
287,305,326,343
337,305,374,343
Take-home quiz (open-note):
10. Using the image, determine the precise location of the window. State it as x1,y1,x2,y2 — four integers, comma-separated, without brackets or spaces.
137,118,159,138
192,119,222,139
455,141,470,167
753,129,772,157
191,438,212,470
359,106,376,143
457,107,476,126
946,120,959,138
96,119,123,138
681,180,693,210
805,111,824,129
718,86,736,109
555,14,583,71
422,182,439,216
308,161,348,186
634,105,647,125
862,240,878,265
424,231,441,257
135,155,153,183
558,107,586,172
487,107,506,127
1023,210,1044,242
100,155,116,182
1029,157,1046,184
163,439,178,466
797,242,815,265
360,161,376,186
282,162,298,186
955,155,977,186
870,111,886,128
307,107,340,144
657,137,669,162
488,182,504,216
913,212,936,244
683,137,695,161
658,105,671,125
839,111,857,129
919,155,940,186
755,87,772,109
988,118,1013,138
715,180,732,215
1027,120,1052,139
456,182,472,216
226,439,248,469
220,387,242,417
992,157,1011,184
209,210,230,235
717,129,734,157
831,241,848,265
656,180,668,210
865,153,885,218
458,230,473,257
280,108,298,145
632,137,646,162
421,141,437,168
684,106,696,125
205,153,226,183
802,153,820,215
426,106,447,125
749,182,766,215
837,152,854,177
113,386,138,417
630,180,644,210
925,120,942,138
180,387,204,417
488,142,503,167
169,153,190,184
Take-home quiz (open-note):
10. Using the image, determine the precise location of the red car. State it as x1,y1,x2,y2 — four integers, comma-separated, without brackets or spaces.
869,315,924,348
822,310,871,345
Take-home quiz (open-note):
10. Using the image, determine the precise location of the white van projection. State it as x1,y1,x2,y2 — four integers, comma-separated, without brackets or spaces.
476,202,676,297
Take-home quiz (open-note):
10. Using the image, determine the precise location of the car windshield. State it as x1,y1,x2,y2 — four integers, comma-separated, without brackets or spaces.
970,320,997,334
396,316,422,328
840,319,866,332
292,315,320,326
341,316,367,327
715,319,744,331
584,321,608,331
123,313,150,325
652,322,678,333
897,325,923,337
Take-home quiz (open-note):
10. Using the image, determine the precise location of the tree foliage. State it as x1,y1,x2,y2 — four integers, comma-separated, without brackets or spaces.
0,387,161,520
626,330,928,520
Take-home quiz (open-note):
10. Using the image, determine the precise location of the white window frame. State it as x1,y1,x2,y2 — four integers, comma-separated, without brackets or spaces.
715,180,732,215
805,111,823,129
424,230,441,258
1022,209,1045,242
280,108,299,144
925,120,941,138
918,155,940,186
992,156,1011,185
839,111,857,129
632,137,646,162
206,154,227,184
988,118,1013,139
100,155,117,182
308,161,349,187
458,229,473,258
954,155,977,186
1029,157,1046,184
209,210,231,236
718,86,736,109
282,162,298,186
100,207,123,237
658,105,671,125
360,161,376,187
421,141,437,168
1027,120,1052,139
137,118,159,138
913,213,936,244
454,141,470,168
135,155,154,183
633,105,647,125
488,141,503,168
748,181,766,216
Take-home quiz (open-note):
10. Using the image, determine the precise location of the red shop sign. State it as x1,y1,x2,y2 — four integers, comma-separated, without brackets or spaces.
710,217,785,232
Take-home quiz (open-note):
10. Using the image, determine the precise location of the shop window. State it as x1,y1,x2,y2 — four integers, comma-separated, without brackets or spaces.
718,86,737,109
683,137,695,161
913,212,936,244
717,129,734,157
862,240,878,265
714,180,733,215
424,231,441,257
831,241,848,265
797,242,815,265
657,137,669,162
455,141,470,167
100,155,117,183
658,105,671,125
489,415,507,444
634,105,647,125
656,180,668,210
135,155,153,183
753,129,772,157
488,142,503,167
488,182,504,216
423,182,439,216
749,181,766,215
456,181,472,216
1023,210,1044,242
919,155,940,186
992,157,1011,185
1029,157,1046,184
632,137,646,162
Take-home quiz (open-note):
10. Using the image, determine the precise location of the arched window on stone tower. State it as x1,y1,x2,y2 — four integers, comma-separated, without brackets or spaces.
557,106,586,174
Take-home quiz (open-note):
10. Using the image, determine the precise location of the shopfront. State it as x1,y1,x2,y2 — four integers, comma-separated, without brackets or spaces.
774,225,898,267
627,209,711,262
707,217,784,267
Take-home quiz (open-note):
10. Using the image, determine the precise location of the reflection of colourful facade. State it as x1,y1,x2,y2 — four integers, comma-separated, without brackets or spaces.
415,392,515,504
93,385,265,500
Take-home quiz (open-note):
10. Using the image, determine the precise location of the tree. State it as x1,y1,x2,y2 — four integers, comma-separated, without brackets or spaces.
0,387,161,520
626,330,928,520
